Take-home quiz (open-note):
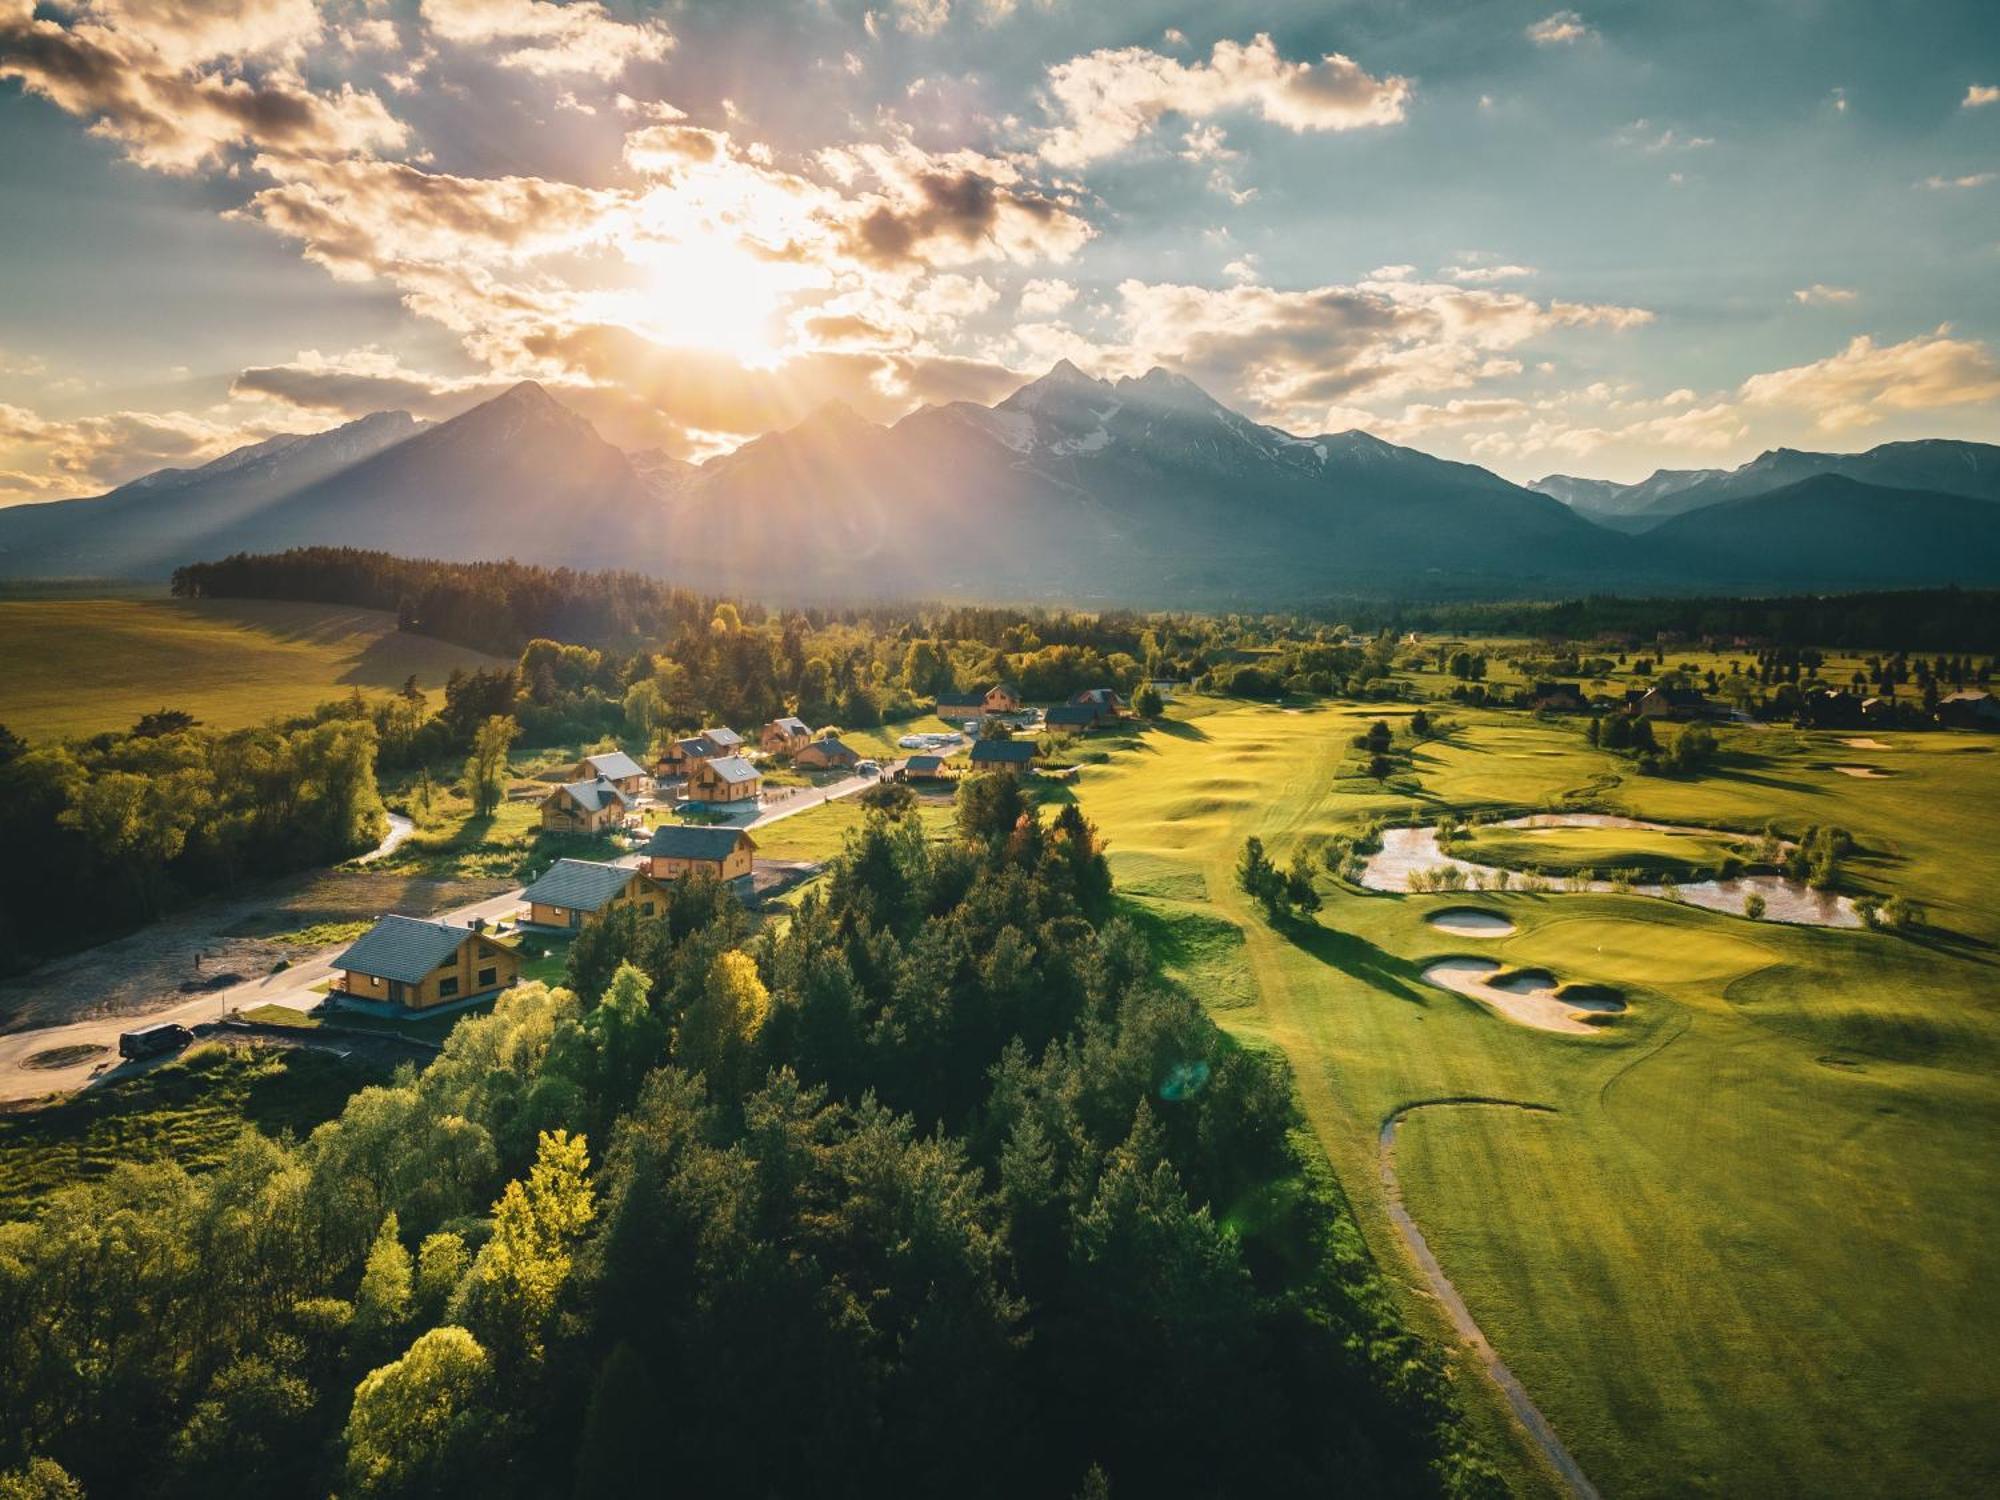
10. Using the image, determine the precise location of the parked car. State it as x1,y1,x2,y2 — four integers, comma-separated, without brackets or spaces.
855,759,881,776
119,1022,194,1061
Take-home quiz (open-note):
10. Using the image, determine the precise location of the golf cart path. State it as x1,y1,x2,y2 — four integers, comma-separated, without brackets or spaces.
1379,1100,1602,1500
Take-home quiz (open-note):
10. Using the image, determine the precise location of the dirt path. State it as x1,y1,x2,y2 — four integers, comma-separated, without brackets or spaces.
1379,1101,1602,1500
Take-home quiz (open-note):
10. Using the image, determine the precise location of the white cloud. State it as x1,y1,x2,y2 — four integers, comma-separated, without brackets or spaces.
1919,172,1995,190
1038,33,1410,166
1444,263,1535,284
420,0,672,79
1017,277,1077,316
1964,84,1999,109
1738,326,2000,431
1792,283,1858,306
1526,11,1593,46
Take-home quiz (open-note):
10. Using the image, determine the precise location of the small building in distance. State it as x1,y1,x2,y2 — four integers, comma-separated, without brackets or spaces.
332,915,520,1010
653,728,745,780
760,716,813,756
795,736,859,771
969,738,1036,771
903,753,949,781
539,776,631,834
1044,703,1105,732
641,824,757,894
936,682,1023,722
687,754,762,804
1529,681,1587,713
1798,687,1865,729
1938,689,2000,730
573,750,650,798
1069,687,1124,715
1628,686,1711,721
522,858,668,930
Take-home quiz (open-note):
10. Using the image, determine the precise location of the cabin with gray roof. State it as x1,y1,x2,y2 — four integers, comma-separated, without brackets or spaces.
795,736,859,770
573,750,650,797
522,858,669,930
687,753,763,804
333,915,520,1011
902,753,948,780
1939,689,2000,730
760,716,813,755
969,738,1036,769
540,776,631,834
642,824,757,892
653,728,745,780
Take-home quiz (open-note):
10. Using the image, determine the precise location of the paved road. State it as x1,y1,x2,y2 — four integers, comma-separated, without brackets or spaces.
0,765,892,1105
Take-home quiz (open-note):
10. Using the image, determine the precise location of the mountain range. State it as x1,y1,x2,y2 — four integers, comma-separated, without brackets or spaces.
2,366,1997,603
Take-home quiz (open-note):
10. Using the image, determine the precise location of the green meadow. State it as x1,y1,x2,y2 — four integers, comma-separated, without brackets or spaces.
1074,700,2000,1498
0,595,507,742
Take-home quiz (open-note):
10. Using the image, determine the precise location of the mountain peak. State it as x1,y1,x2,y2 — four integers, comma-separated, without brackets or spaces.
1001,359,1113,414
495,379,558,409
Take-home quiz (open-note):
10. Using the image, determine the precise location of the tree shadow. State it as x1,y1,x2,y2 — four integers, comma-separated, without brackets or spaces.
1275,916,1434,1005
1152,717,1211,741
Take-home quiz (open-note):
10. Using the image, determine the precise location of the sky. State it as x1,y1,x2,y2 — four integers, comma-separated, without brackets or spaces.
1,0,1997,503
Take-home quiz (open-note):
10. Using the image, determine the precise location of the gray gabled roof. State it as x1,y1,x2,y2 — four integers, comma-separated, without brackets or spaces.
768,716,810,735
1045,704,1099,726
335,915,475,984
703,726,744,748
970,738,1035,764
644,824,755,860
702,754,760,783
802,736,856,759
905,754,945,772
522,858,638,912
580,750,647,782
549,776,626,814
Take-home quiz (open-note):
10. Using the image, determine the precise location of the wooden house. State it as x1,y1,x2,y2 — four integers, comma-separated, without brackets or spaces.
1630,686,1710,721
1529,681,1586,713
642,824,757,894
1044,703,1103,732
573,750,650,798
795,736,859,770
1938,690,2000,730
1069,687,1124,715
522,859,669,930
903,754,948,781
687,754,762,804
653,727,745,780
332,915,520,1011
760,717,813,756
983,682,1023,713
969,738,1036,771
539,776,630,834
937,683,1022,721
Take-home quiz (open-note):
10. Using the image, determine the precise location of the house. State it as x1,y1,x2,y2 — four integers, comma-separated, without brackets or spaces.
1798,688,1865,729
539,776,631,834
1044,703,1105,732
969,738,1036,771
687,754,762,804
653,727,745,779
641,824,757,894
572,750,650,798
1630,686,1709,720
795,736,859,770
935,693,986,724
903,754,948,781
1529,681,1587,713
760,716,813,756
983,682,1023,713
332,915,520,1011
522,858,668,930
1938,690,2000,730
1069,687,1124,714
937,682,1022,721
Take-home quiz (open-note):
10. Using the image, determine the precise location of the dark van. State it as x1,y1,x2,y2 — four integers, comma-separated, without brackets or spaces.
119,1022,195,1061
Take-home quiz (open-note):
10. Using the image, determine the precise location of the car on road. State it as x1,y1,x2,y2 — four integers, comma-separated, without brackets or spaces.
119,1022,195,1061
855,759,881,776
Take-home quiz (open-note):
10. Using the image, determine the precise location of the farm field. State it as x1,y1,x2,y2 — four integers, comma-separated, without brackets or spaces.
0,595,507,742
1073,701,2000,1499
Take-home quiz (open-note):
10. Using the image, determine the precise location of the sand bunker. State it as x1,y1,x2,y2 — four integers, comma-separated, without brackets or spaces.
1832,765,1891,779
1426,907,1517,937
1423,958,1625,1035
1841,737,1892,751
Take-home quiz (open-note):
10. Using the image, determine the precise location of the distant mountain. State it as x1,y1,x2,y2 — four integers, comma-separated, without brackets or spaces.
1649,473,2000,587
1534,438,2000,533
3,369,1997,599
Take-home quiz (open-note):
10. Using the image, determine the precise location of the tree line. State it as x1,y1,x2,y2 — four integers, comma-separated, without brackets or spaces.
0,785,1499,1499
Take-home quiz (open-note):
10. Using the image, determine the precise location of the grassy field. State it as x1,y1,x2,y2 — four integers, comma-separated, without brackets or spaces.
1072,701,2000,1498
1452,822,1755,880
0,595,507,742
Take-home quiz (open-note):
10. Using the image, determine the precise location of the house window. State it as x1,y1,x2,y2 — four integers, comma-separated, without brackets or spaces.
439,976,461,999
477,966,497,988
640,901,656,916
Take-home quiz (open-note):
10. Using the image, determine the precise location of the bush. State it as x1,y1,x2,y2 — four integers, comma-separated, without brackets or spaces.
1743,892,1767,920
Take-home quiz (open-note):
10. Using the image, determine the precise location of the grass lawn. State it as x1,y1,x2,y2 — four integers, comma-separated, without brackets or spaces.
751,796,958,863
1073,701,2000,1499
0,1042,390,1214
1452,822,1754,880
0,596,507,742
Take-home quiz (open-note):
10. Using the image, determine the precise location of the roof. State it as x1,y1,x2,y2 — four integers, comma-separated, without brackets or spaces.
701,754,760,783
1045,704,1100,726
548,776,626,814
767,716,810,735
1941,690,1993,705
905,754,945,772
803,736,856,758
580,750,647,782
1071,687,1121,706
936,695,984,711
970,738,1035,764
703,726,743,748
644,824,754,860
522,858,638,913
335,915,475,983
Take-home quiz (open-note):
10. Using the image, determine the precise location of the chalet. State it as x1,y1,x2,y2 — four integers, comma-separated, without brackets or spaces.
687,754,762,804
1044,703,1105,732
641,824,757,894
539,776,630,834
522,858,667,930
573,750,650,798
1938,690,2000,730
1529,681,1587,713
969,738,1036,771
795,736,859,771
1629,686,1710,721
984,682,1023,713
653,727,745,780
332,915,520,1011
760,716,813,756
935,693,987,724
903,754,948,781
937,683,1023,721
1069,687,1124,715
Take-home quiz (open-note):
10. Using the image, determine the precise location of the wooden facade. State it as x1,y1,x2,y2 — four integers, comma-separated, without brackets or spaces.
687,756,762,804
334,930,521,1011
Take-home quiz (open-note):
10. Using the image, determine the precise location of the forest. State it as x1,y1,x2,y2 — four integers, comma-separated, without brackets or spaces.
0,789,1498,1499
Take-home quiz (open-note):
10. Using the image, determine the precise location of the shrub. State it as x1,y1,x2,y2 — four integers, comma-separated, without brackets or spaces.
1743,892,1766,920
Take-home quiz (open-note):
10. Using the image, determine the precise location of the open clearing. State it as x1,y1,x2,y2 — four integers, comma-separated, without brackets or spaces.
1076,705,2000,1499
0,595,507,741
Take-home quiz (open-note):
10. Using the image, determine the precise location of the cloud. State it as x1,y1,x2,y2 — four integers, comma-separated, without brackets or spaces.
1444,264,1535,284
0,0,407,172
1964,85,1999,109
829,140,1093,268
892,0,951,36
1738,326,2000,431
1038,33,1411,166
1017,277,1076,316
1792,283,1858,306
1614,120,1714,152
419,0,672,78
229,346,503,417
0,397,298,495
1526,11,1593,46
1919,172,1995,190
